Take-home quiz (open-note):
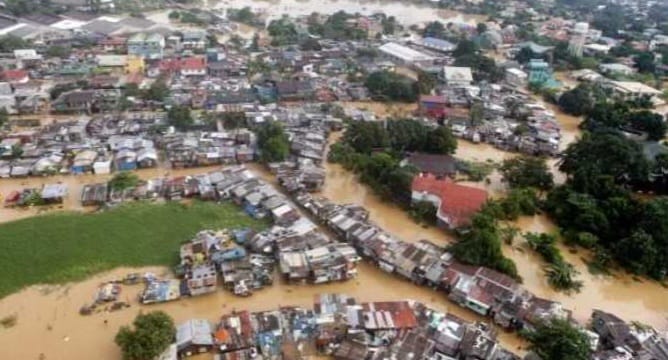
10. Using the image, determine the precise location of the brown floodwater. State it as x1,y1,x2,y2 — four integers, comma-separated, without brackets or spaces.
0,263,525,360
2,99,665,360
319,133,667,333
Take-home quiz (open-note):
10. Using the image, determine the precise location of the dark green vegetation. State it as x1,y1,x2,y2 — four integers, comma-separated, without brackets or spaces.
545,129,668,280
524,232,583,292
307,11,367,41
329,120,456,206
256,121,290,163
557,85,662,142
0,202,266,298
167,105,194,131
267,17,299,46
365,71,418,102
227,7,262,27
450,188,540,280
452,39,504,82
524,318,592,360
500,156,554,190
109,172,140,191
116,311,176,360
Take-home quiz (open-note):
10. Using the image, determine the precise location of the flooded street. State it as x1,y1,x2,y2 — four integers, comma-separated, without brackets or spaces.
0,263,524,360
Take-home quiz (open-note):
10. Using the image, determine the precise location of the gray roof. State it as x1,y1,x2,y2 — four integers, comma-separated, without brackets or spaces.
176,319,213,348
8,25,42,38
82,20,122,35
119,17,156,29
0,16,16,30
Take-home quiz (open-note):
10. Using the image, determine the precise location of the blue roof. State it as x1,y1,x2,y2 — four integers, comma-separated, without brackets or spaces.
422,37,455,50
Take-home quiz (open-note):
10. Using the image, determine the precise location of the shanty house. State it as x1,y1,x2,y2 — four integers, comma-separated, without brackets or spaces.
177,319,214,357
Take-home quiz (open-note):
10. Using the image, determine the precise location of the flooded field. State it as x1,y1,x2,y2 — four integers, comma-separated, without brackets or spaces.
0,263,524,360
212,0,486,26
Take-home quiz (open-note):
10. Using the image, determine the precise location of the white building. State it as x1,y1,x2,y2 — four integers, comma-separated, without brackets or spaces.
441,66,473,87
378,42,434,65
599,63,635,75
568,22,588,57
505,67,528,87
605,81,662,103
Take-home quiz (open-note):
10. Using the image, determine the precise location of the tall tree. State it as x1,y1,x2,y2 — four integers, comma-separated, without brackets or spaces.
256,121,290,163
525,319,591,360
500,156,554,190
167,105,193,131
115,311,175,360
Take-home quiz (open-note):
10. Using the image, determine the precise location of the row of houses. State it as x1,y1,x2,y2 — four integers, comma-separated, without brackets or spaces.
288,190,668,359
292,191,568,332
168,293,519,360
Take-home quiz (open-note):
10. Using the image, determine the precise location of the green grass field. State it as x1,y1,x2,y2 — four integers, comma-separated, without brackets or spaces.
0,201,267,298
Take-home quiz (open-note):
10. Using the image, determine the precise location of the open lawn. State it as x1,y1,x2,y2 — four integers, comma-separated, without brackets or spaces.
0,201,267,298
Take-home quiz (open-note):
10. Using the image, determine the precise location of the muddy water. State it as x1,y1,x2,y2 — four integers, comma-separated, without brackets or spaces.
505,216,668,329
321,135,668,333
0,263,524,360
213,0,487,26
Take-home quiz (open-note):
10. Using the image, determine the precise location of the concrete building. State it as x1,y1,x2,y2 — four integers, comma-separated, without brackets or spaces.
505,68,528,87
378,42,434,65
127,32,165,60
441,66,473,87
568,22,588,57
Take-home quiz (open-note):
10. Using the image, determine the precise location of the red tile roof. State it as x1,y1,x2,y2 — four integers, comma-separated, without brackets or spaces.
411,173,487,228
2,69,28,82
420,95,447,104
158,57,207,72
180,56,206,70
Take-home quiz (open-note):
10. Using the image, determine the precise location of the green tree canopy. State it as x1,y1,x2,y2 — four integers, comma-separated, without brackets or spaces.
143,80,170,102
167,105,193,131
115,311,176,360
525,318,592,360
365,71,417,102
558,85,596,116
560,131,649,195
109,172,140,191
256,121,290,163
500,156,554,190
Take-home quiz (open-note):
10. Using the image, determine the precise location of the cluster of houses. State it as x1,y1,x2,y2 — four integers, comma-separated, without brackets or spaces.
420,80,562,156
166,293,519,360
0,112,263,177
141,229,275,303
292,191,567,332
117,165,360,302
165,291,668,360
